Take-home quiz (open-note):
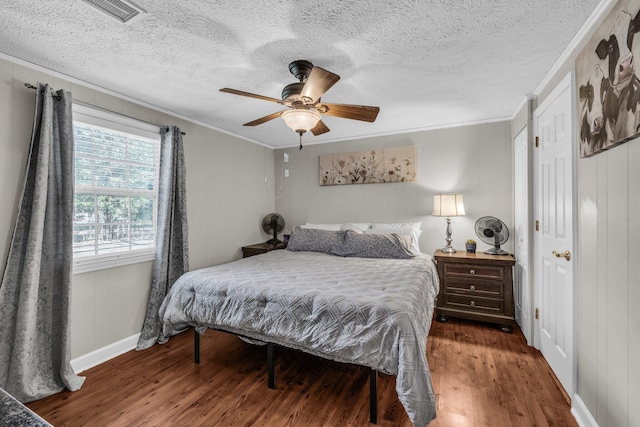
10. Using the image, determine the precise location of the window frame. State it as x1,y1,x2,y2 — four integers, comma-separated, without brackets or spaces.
72,104,161,274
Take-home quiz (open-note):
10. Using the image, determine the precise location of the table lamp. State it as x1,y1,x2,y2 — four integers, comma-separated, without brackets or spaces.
432,193,465,253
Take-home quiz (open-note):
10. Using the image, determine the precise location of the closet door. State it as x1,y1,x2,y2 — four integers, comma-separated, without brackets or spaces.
514,125,533,345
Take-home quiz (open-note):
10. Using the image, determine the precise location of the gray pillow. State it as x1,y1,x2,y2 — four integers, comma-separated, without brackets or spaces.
286,226,343,254
331,230,415,259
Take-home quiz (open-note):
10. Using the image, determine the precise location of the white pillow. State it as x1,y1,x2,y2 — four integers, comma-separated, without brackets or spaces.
301,223,372,232
365,227,422,255
340,223,372,232
301,223,342,231
371,221,422,230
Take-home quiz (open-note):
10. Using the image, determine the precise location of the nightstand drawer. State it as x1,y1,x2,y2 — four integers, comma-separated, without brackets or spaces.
443,293,502,313
443,263,504,281
444,279,502,297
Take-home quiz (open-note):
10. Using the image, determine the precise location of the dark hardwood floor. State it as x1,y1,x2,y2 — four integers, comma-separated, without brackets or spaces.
28,317,576,426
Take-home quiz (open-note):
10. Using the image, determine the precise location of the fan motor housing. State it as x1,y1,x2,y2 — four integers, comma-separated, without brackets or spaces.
281,82,305,102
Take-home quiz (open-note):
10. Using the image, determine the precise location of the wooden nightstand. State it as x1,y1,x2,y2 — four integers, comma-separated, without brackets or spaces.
433,249,516,333
241,242,287,258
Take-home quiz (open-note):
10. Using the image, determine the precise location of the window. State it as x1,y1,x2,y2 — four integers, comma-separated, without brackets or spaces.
72,104,161,273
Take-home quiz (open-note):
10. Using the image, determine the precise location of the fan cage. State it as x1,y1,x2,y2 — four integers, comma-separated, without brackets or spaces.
474,216,510,255
262,214,285,244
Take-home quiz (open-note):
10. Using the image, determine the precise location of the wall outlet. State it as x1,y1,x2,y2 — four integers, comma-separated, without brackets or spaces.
283,152,289,163
284,169,289,177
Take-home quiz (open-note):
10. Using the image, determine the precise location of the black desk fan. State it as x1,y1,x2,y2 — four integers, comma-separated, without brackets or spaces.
474,216,510,255
262,213,285,244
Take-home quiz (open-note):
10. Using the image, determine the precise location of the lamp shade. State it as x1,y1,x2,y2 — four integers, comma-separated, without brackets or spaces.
432,193,465,217
281,109,321,134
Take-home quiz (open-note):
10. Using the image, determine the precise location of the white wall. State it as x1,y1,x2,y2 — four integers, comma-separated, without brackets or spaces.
274,121,513,256
577,139,639,427
510,0,640,424
0,57,276,359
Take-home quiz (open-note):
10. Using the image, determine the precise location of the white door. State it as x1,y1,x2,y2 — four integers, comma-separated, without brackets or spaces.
514,126,533,345
534,72,575,398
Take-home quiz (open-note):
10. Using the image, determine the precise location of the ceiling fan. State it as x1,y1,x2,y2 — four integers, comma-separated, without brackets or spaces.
220,60,380,149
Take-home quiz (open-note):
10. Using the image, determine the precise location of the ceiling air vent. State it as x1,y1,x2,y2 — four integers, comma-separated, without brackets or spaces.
79,0,144,23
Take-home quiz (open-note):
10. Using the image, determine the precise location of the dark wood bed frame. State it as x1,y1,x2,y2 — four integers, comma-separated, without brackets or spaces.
193,328,378,423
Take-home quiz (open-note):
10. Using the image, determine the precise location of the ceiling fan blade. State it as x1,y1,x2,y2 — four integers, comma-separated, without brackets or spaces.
300,67,340,103
317,103,380,122
220,88,282,104
243,111,286,126
310,120,330,136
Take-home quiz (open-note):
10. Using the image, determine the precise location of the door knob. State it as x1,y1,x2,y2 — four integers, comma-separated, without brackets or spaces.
552,250,571,261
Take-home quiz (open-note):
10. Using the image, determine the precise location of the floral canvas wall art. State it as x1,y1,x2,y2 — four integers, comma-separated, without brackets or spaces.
319,146,416,186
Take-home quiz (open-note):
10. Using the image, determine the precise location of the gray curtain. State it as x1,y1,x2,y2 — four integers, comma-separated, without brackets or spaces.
0,83,84,402
137,126,189,350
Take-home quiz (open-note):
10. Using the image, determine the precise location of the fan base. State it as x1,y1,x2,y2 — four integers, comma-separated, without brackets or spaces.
266,238,282,245
485,247,509,256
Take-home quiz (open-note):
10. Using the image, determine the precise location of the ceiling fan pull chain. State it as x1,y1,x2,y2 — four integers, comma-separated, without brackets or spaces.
299,133,303,150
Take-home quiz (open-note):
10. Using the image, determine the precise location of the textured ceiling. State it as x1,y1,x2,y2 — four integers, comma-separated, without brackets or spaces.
0,0,602,148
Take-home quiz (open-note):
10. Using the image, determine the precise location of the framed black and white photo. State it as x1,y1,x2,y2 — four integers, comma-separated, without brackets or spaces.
576,0,640,157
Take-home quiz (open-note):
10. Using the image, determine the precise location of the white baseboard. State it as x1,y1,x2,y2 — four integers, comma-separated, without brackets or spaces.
70,333,140,374
572,393,599,427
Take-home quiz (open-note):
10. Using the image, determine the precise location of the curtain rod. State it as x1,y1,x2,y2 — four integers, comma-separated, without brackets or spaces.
24,83,186,136
24,82,61,101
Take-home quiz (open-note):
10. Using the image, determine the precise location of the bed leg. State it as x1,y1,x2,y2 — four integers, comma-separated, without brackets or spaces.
194,328,200,364
267,342,275,389
370,369,378,424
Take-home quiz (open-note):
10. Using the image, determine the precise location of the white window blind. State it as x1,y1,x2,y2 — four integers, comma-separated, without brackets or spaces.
72,104,161,273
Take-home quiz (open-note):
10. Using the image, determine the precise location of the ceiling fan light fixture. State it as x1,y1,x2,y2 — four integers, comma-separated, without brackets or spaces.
281,109,321,134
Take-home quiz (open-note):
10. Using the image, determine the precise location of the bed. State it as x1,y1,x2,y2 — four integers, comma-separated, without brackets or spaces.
160,226,439,427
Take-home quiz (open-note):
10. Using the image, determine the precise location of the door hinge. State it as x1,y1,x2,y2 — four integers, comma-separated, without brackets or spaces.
535,220,539,231
535,308,539,319
535,136,539,147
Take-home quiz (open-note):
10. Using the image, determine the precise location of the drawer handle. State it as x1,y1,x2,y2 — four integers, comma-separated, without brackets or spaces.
469,285,475,291
469,269,476,275
469,300,475,306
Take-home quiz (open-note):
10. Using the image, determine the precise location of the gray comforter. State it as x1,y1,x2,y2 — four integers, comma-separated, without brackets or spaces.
160,250,439,426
